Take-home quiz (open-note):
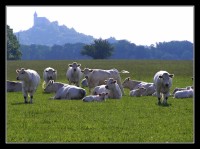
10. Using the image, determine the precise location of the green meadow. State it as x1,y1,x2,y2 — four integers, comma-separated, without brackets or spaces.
6,60,194,143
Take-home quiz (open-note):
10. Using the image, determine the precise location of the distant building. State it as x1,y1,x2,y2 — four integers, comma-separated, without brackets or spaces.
33,11,50,26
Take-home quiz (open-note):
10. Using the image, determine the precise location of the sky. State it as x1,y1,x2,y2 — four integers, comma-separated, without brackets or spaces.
6,6,194,46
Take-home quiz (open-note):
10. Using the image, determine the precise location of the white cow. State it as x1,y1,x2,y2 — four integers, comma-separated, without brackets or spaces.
66,62,83,87
122,77,155,96
44,80,68,93
16,68,40,104
172,86,193,95
174,88,193,99
153,70,174,105
82,92,108,102
44,80,86,100
81,68,124,95
122,77,143,90
92,85,110,99
105,78,122,99
7,80,22,92
129,87,146,97
81,78,88,88
43,67,57,88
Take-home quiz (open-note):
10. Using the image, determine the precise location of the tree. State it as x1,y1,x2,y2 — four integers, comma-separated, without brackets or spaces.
81,38,114,59
7,25,22,60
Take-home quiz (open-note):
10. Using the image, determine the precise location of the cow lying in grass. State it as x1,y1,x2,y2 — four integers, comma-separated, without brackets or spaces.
122,77,155,96
82,92,108,102
173,87,193,99
7,80,22,92
105,78,122,99
44,80,86,100
129,87,147,97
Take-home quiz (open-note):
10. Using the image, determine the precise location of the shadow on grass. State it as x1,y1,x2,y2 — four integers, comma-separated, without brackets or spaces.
11,102,33,105
156,102,171,107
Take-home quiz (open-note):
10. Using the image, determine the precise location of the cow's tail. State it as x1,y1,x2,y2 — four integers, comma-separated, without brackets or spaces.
119,70,130,73
112,68,129,74
42,81,46,89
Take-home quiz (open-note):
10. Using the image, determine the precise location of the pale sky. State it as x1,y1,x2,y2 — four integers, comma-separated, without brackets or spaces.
6,6,194,46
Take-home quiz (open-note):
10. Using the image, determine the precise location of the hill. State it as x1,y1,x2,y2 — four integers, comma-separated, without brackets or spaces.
14,12,97,46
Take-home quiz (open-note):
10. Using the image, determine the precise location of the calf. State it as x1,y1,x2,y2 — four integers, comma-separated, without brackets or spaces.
92,85,110,99
16,68,40,104
129,87,146,97
153,70,174,105
82,92,108,102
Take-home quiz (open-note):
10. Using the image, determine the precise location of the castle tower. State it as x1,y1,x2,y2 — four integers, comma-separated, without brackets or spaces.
34,11,37,26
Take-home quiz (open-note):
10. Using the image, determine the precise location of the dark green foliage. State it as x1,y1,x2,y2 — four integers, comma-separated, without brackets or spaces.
19,40,193,60
81,38,114,59
7,25,22,60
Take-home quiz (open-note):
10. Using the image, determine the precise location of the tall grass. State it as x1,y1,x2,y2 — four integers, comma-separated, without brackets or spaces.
6,60,194,143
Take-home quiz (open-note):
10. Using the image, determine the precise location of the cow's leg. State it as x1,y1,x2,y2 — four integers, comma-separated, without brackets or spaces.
163,93,169,105
29,90,35,104
23,89,28,104
156,90,161,105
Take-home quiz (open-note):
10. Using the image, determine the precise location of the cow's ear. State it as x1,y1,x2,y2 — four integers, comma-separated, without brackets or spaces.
53,70,57,72
89,69,93,72
16,69,20,73
127,77,130,81
159,75,163,78
68,64,72,67
45,70,48,72
77,64,81,67
113,80,117,84
169,74,174,78
104,80,107,83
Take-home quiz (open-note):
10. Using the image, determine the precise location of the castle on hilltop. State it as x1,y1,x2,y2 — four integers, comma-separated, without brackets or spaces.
33,11,58,26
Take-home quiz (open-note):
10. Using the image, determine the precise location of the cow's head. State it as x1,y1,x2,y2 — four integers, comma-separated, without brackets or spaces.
99,92,109,101
44,80,55,92
81,68,93,79
159,73,174,87
105,78,117,90
45,67,57,80
122,77,131,88
69,62,81,72
16,68,28,81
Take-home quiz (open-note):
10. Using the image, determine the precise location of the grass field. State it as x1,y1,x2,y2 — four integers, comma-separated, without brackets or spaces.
6,60,194,143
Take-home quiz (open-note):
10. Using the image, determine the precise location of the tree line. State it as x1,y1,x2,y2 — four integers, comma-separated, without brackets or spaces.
7,25,193,60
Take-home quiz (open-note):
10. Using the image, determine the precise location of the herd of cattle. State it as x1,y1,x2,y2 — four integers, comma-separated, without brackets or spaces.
7,62,194,104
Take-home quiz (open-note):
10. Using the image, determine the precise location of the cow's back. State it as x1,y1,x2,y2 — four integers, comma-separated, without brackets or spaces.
27,69,40,87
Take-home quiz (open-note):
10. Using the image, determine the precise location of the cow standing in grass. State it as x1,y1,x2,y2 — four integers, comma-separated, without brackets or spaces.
16,68,40,104
66,62,83,87
153,70,174,105
43,67,57,89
